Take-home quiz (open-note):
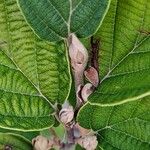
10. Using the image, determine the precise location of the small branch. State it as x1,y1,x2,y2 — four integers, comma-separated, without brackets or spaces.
49,128,60,144
60,35,100,150
90,36,100,73
66,127,75,144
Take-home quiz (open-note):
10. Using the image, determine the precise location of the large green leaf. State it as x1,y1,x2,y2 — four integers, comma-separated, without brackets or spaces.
17,0,111,42
0,0,71,130
0,133,33,150
0,128,39,141
88,0,150,105
78,96,150,150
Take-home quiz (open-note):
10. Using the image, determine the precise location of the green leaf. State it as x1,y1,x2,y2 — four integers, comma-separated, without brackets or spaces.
40,125,65,140
0,128,39,141
17,0,111,42
88,0,150,105
78,96,150,150
0,133,33,150
68,75,76,108
0,0,71,130
75,144,84,150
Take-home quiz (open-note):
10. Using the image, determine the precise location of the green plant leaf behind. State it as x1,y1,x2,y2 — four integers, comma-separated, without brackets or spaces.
0,0,71,130
0,133,33,150
0,128,39,141
77,96,150,150
17,0,110,42
88,0,150,105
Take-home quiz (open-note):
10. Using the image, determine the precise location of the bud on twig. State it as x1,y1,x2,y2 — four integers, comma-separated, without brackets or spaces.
59,102,74,125
84,67,99,87
76,135,98,150
32,136,53,150
68,33,88,90
74,123,91,138
81,83,94,102
68,33,88,73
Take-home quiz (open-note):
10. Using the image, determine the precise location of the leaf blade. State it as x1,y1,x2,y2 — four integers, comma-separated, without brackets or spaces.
0,0,71,130
0,133,33,150
77,96,150,149
89,0,150,105
0,89,54,131
70,0,111,37
17,0,69,41
17,0,110,41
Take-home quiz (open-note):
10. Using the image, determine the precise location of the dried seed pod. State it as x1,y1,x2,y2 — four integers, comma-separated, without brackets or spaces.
81,83,94,102
32,136,53,150
84,67,99,87
76,135,98,150
59,104,74,125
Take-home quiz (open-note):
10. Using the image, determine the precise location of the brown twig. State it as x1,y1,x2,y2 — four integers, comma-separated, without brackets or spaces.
90,36,100,74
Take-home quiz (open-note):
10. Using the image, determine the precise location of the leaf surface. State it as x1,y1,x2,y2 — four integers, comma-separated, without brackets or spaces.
0,0,71,130
0,133,33,150
17,0,110,41
0,127,39,141
88,0,150,105
78,96,150,150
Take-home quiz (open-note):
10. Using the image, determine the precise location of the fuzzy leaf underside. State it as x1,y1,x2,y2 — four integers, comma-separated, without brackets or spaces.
17,0,110,42
78,96,150,150
0,0,71,130
88,0,150,105
0,133,33,150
